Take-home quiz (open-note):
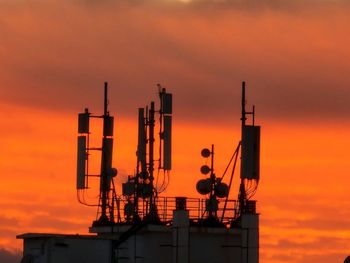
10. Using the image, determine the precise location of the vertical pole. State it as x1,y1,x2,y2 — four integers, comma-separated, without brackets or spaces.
159,90,163,170
135,161,139,223
240,81,246,216
101,82,108,222
209,144,215,218
149,102,155,178
210,144,214,176
241,81,246,127
149,102,155,218
104,82,108,116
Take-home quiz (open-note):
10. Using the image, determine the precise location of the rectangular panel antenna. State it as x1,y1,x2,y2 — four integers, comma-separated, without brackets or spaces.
100,138,114,190
163,115,172,170
137,108,147,170
103,116,114,137
78,112,89,134
241,125,260,180
77,135,87,189
161,93,172,114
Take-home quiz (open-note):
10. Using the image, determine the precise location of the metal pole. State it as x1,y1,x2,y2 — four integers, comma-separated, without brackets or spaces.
241,81,246,127
209,144,215,218
149,102,155,218
240,81,246,216
101,82,108,221
104,82,108,116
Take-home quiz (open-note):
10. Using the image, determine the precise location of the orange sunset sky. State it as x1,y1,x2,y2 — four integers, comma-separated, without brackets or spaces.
1,0,350,262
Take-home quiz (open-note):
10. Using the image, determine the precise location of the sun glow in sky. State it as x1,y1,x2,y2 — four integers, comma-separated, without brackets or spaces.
1,0,350,262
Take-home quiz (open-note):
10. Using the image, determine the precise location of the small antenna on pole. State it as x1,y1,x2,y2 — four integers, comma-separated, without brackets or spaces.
241,81,246,127
104,82,108,116
239,81,261,217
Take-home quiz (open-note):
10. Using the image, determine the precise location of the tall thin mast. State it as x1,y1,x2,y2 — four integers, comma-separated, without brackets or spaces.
101,82,109,221
148,101,155,217
104,82,108,116
239,81,247,214
241,81,246,127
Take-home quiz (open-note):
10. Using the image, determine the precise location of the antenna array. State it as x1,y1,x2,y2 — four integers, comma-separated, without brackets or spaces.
76,82,118,226
122,85,173,223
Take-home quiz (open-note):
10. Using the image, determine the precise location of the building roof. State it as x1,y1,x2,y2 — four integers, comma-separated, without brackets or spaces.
16,233,110,240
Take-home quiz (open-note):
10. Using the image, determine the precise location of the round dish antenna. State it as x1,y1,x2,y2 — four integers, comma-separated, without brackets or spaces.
200,165,211,175
215,182,229,198
196,179,211,195
201,148,211,158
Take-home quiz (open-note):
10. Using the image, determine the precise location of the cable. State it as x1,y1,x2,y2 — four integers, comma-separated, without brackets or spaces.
221,142,241,222
221,141,241,181
77,189,99,207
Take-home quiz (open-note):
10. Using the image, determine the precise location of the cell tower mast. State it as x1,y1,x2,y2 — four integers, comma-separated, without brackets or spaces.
100,82,110,223
239,81,247,212
239,81,260,216
76,82,117,226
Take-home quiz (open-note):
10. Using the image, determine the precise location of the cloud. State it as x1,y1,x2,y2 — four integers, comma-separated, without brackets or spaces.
1,0,350,123
257,193,350,262
268,236,349,251
68,0,350,11
0,249,21,263
266,252,348,263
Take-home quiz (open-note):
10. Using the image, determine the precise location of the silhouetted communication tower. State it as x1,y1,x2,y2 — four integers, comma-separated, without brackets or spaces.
18,81,260,263
77,82,118,226
196,81,260,226
123,85,173,223
76,83,173,226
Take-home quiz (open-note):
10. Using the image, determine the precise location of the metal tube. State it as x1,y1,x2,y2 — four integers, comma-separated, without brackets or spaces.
241,81,246,127
101,82,109,221
240,81,247,216
149,102,155,218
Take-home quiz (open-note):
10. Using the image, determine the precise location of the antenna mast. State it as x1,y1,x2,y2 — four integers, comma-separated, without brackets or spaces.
100,82,110,223
239,81,247,213
239,81,260,217
76,82,117,227
122,85,172,224
241,81,246,127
